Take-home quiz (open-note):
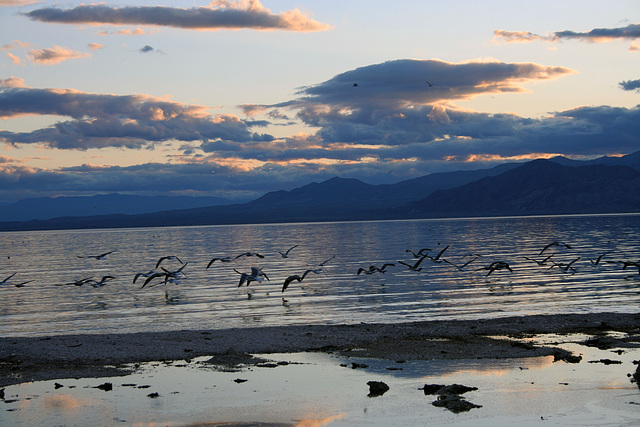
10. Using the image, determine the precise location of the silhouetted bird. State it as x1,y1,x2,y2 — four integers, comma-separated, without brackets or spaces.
234,267,269,287
206,256,234,268
155,255,183,269
279,245,299,258
479,261,513,276
282,268,324,292
78,250,117,260
539,241,571,256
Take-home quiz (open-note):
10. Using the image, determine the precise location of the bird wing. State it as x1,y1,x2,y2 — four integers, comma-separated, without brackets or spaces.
141,272,165,288
282,275,301,292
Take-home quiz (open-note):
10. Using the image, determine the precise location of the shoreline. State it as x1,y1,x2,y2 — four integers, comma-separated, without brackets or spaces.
2,312,640,387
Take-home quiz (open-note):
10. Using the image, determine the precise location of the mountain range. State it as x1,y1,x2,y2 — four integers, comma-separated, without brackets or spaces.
0,151,638,231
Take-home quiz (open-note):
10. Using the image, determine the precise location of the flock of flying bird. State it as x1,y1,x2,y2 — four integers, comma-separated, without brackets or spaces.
1,240,638,300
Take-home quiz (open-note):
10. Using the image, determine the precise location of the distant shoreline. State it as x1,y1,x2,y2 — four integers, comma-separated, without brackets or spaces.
2,312,639,388
1,211,638,233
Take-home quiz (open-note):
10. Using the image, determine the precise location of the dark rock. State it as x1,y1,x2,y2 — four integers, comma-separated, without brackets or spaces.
95,382,112,391
233,378,248,383
351,362,369,369
367,381,390,397
54,383,63,389
420,384,446,395
633,364,640,390
553,349,582,363
147,392,160,398
420,383,476,395
432,394,482,413
438,384,478,395
588,359,622,365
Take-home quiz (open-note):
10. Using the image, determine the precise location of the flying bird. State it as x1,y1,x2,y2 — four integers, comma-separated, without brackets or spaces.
427,245,450,263
235,252,265,260
398,254,430,271
406,248,431,258
0,273,31,287
282,268,325,292
0,273,17,285
234,267,269,287
206,256,234,268
155,255,183,269
58,277,94,287
142,263,188,288
539,241,571,256
88,276,115,288
588,252,611,266
426,80,433,87
522,254,554,266
548,257,581,275
478,261,513,276
279,245,299,258
317,255,336,266
133,270,156,284
77,250,117,260
357,263,395,275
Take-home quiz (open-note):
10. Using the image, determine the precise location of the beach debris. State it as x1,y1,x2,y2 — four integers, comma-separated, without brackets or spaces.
420,383,481,413
367,381,389,397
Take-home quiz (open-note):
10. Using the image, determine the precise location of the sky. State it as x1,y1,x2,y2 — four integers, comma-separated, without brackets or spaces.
1,0,639,204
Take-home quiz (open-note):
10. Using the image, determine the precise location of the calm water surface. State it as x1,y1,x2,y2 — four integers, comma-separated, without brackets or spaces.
1,214,639,337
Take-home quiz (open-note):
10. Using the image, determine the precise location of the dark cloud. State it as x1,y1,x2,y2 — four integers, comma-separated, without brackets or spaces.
553,23,640,41
0,86,272,149
2,58,638,203
619,79,640,92
24,1,331,32
139,45,155,53
290,59,574,112
493,23,640,49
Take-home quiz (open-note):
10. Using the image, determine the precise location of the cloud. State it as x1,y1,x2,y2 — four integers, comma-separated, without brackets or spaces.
99,28,147,36
274,58,575,119
236,59,637,169
619,79,640,92
0,86,272,149
2,59,638,203
5,52,23,65
139,45,155,54
87,43,105,51
27,45,91,64
493,23,640,50
0,0,38,6
24,1,332,32
0,76,26,87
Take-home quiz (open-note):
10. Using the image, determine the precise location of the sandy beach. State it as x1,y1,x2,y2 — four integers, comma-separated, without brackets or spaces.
2,312,640,388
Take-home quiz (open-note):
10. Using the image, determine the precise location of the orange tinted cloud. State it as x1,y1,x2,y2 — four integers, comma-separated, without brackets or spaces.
28,45,91,64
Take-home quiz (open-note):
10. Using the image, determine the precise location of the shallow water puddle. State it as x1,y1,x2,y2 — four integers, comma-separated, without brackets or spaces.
1,336,639,426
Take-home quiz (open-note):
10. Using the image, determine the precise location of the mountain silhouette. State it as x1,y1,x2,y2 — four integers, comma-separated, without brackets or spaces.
0,152,638,231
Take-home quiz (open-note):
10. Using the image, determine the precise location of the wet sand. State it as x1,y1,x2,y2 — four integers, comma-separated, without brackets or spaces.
2,312,640,388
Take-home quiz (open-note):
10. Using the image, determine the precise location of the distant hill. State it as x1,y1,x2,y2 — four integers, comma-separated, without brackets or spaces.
409,160,640,217
0,193,241,222
0,151,638,231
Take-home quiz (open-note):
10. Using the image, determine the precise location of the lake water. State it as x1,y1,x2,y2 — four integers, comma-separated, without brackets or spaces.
1,214,639,338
